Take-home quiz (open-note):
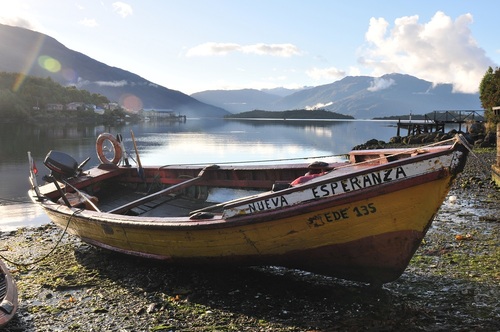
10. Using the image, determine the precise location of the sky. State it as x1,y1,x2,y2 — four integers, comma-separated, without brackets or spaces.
0,1,498,95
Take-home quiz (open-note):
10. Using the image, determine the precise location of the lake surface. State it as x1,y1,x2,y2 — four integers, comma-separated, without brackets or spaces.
0,118,455,231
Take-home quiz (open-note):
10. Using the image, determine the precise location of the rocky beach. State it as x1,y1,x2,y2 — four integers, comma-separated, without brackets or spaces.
0,148,498,332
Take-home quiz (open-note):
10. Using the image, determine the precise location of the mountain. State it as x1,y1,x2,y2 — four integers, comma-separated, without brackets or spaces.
192,74,482,118
275,74,481,118
191,89,282,114
0,23,482,119
0,23,229,118
260,87,312,97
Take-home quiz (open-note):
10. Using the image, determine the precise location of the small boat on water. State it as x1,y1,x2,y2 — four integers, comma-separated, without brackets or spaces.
28,132,471,286
0,259,18,327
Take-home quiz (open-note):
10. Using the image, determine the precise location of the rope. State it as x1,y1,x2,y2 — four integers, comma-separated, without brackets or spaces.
457,135,483,164
456,135,496,179
328,136,459,171
159,153,347,169
0,208,81,269
157,137,460,169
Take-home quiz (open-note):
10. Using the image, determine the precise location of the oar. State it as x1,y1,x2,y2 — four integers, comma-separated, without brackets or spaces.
108,164,219,214
62,180,102,212
189,192,263,215
130,130,144,180
116,133,130,167
46,176,72,208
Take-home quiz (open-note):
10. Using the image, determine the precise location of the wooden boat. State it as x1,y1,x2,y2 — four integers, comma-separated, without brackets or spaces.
28,133,471,286
0,259,18,327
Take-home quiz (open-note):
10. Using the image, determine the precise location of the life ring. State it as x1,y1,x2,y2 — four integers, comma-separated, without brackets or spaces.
96,133,123,165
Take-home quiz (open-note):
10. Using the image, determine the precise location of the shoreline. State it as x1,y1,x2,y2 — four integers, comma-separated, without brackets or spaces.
0,149,498,331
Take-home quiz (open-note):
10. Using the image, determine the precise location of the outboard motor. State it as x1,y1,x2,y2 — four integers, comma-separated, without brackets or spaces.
43,150,90,181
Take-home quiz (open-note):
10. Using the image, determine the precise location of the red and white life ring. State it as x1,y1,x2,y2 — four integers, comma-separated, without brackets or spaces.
96,133,123,165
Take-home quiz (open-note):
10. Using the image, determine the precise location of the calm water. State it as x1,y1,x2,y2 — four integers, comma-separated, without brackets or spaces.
0,118,415,231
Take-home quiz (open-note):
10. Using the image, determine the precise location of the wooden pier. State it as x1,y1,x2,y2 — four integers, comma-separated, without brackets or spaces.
396,110,485,137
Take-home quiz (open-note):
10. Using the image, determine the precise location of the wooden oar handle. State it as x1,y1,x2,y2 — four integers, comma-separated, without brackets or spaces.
130,130,142,168
109,164,220,214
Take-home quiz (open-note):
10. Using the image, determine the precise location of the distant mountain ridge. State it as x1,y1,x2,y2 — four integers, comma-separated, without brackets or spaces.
190,89,282,114
0,23,482,119
0,23,228,117
192,74,482,118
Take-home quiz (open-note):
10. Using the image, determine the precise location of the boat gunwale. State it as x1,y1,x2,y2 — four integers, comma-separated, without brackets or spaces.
221,145,457,208
222,167,451,225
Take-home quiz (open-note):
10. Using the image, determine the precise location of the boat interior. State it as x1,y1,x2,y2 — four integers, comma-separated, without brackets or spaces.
37,153,337,218
33,144,452,219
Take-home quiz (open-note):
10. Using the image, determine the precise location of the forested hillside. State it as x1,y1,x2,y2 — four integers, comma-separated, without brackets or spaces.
0,24,229,118
0,72,109,119
225,109,354,119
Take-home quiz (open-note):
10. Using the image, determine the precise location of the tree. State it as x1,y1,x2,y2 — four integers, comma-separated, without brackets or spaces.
0,72,112,118
0,89,27,118
479,66,500,125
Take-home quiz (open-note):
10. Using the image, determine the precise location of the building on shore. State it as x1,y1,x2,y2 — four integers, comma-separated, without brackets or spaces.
141,109,186,122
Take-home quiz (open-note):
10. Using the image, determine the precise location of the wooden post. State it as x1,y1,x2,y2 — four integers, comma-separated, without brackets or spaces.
492,107,500,187
494,107,500,167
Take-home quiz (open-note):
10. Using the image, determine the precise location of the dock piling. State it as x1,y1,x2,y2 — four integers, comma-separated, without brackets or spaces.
396,110,485,137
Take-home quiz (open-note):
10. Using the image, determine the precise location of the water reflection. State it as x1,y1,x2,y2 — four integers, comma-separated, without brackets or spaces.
0,203,50,232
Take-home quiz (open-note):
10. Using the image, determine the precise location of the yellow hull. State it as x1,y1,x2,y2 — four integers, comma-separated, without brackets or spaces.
45,175,451,284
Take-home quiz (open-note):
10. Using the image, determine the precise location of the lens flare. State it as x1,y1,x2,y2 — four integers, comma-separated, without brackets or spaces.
38,55,61,73
62,67,78,82
13,73,27,92
120,94,143,111
12,34,46,92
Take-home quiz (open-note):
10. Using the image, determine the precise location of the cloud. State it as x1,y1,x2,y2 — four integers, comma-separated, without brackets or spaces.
241,43,301,57
367,77,395,92
186,42,302,57
359,11,495,93
305,101,333,110
94,80,128,87
187,43,240,56
306,66,346,80
112,2,133,18
79,80,156,89
79,18,98,28
0,15,36,30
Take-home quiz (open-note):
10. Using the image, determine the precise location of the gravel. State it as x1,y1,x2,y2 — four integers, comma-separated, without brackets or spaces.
1,149,498,332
